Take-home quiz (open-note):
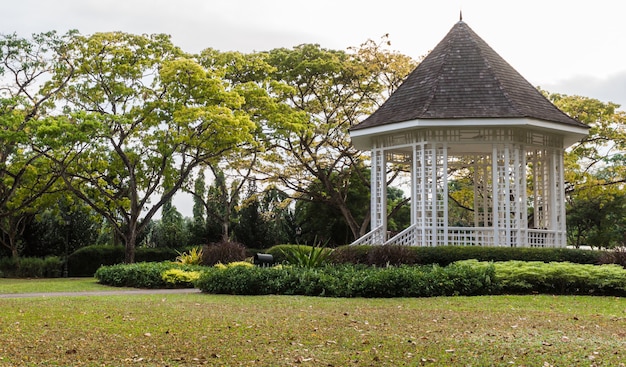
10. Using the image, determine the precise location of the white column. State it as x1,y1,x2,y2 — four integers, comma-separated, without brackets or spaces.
556,149,567,246
441,144,449,245
492,145,500,246
370,146,387,242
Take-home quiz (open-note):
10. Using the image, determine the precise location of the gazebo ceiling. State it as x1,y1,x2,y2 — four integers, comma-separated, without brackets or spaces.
350,20,589,149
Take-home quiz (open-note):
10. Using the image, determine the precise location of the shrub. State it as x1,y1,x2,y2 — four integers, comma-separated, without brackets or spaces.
136,247,179,263
491,260,626,295
68,245,180,277
176,247,203,265
95,262,205,288
161,269,202,287
366,244,419,267
326,245,603,266
214,261,254,269
68,245,125,277
280,245,332,268
196,262,497,298
0,256,63,278
202,241,246,266
598,247,626,268
328,245,370,264
265,245,295,264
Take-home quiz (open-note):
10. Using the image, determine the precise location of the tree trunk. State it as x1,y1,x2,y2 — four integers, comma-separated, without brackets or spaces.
125,226,137,263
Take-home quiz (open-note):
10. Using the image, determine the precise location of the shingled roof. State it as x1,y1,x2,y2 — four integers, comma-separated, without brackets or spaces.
351,20,588,131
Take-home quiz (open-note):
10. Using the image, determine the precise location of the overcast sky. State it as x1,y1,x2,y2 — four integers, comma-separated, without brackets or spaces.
3,1,624,217
2,0,625,110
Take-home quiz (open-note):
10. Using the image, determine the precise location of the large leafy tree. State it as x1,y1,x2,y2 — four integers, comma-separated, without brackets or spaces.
260,39,416,241
42,32,254,263
0,31,75,258
548,93,626,248
194,49,308,243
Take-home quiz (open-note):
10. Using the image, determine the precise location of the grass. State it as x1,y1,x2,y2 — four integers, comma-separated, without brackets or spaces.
0,289,624,366
0,277,133,294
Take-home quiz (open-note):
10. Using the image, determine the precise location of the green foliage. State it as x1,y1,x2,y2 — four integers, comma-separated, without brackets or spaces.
0,256,63,278
196,262,496,297
265,244,296,263
67,245,178,277
161,269,202,288
95,262,205,288
327,245,370,264
201,241,246,266
598,247,626,268
490,260,626,296
365,244,419,266
214,261,254,269
328,245,602,266
196,260,626,297
175,247,203,265
279,245,332,268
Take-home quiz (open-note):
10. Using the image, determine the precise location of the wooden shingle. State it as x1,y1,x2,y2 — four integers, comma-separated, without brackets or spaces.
351,20,588,131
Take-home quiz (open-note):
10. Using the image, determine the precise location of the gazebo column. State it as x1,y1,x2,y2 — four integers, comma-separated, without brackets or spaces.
554,148,567,246
491,143,527,247
548,148,567,246
370,145,387,243
411,142,447,246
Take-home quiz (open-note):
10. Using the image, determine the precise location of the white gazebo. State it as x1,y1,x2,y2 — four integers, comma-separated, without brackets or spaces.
349,19,589,247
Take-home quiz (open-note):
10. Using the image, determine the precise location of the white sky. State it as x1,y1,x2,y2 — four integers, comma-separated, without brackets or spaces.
4,0,625,217
3,0,625,109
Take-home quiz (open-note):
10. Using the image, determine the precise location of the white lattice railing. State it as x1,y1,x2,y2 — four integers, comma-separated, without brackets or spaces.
350,225,386,246
384,225,418,246
352,226,565,247
527,229,561,248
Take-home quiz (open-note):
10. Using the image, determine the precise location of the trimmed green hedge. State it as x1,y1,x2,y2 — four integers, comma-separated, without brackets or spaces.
0,256,64,278
325,245,602,266
195,261,626,297
195,262,497,297
489,260,626,295
95,262,206,288
68,245,180,277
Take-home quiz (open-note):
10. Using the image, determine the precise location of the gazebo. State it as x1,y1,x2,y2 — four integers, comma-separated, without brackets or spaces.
349,19,589,248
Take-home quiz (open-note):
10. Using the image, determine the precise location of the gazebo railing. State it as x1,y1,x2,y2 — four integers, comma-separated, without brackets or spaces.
384,224,418,246
350,225,386,246
353,226,564,247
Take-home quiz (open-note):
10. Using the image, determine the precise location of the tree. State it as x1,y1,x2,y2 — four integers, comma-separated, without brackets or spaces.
0,31,75,258
567,185,626,248
42,32,254,263
204,165,241,242
260,39,416,241
194,49,308,244
547,93,626,247
21,198,101,258
235,185,296,248
150,199,188,248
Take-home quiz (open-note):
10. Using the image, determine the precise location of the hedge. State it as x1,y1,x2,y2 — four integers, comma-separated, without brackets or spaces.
95,262,206,288
195,262,497,297
95,259,626,297
0,256,64,278
68,245,180,277
323,245,603,266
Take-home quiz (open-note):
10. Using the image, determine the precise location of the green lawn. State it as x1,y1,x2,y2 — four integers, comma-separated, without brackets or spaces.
0,282,624,366
0,277,130,294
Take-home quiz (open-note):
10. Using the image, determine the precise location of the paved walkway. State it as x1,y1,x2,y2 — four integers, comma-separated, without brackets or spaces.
0,288,202,299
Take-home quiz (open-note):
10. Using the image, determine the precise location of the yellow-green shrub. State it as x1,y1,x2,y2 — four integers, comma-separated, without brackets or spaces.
161,269,202,287
214,261,254,269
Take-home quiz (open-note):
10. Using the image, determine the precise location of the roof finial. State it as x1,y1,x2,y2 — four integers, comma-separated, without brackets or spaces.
459,10,463,21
